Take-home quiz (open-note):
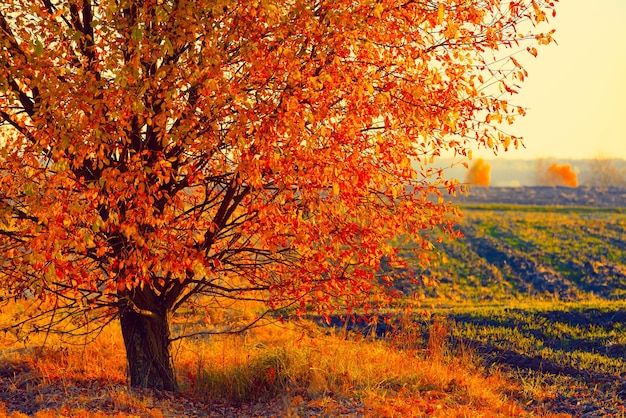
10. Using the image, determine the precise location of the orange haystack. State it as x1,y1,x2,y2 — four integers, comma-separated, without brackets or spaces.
547,163,578,187
466,158,491,187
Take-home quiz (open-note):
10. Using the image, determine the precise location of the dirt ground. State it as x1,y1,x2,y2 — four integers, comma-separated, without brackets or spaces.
455,186,626,207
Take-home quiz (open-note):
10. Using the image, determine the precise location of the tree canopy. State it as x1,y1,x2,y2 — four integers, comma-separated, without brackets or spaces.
0,0,557,390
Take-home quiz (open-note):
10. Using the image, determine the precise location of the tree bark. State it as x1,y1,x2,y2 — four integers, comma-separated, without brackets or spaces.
119,303,178,391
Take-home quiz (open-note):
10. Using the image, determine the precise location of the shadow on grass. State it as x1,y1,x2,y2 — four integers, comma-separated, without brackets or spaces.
451,308,626,362
0,357,297,417
0,358,211,417
456,337,625,386
0,359,131,415
446,307,626,416
0,361,40,414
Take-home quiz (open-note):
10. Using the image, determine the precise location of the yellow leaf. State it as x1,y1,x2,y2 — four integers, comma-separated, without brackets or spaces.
438,4,445,23
193,261,206,278
373,3,383,19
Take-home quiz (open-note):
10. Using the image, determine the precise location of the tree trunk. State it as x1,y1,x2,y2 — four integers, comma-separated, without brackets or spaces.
119,304,178,391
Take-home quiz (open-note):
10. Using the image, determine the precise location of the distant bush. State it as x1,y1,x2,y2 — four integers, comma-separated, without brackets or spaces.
583,158,626,188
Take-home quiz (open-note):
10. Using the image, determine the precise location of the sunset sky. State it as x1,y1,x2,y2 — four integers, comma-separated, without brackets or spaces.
476,0,626,161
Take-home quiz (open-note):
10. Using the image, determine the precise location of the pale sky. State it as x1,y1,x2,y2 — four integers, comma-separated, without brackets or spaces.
476,0,626,160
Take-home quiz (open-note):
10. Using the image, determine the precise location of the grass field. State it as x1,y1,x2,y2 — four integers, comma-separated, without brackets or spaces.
399,204,626,301
2,203,626,416
428,299,626,417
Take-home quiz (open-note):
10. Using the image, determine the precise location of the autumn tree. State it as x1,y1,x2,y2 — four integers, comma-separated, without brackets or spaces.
0,0,557,391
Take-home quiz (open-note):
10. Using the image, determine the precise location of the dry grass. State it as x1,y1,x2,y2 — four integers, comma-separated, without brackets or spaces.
180,320,515,414
0,301,567,417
